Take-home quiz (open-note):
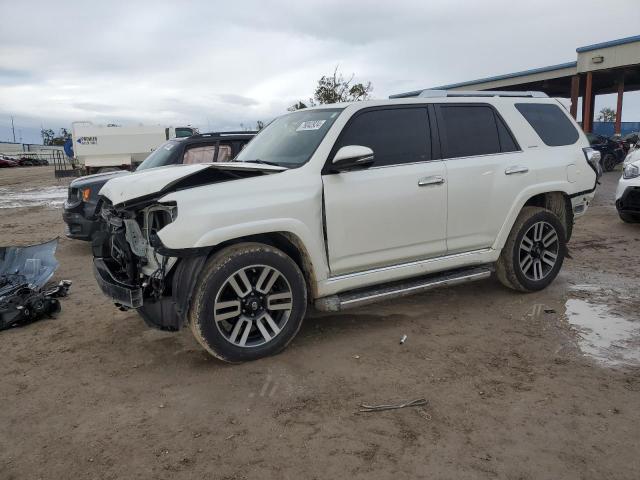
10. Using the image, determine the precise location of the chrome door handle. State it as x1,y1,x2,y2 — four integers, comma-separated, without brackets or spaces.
418,175,445,187
505,165,529,175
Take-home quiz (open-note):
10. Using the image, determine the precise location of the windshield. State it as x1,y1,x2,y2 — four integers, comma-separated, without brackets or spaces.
236,108,343,167
137,140,181,170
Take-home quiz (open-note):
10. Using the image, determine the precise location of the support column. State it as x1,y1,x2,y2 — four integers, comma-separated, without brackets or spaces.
615,74,624,135
583,72,593,133
570,75,580,119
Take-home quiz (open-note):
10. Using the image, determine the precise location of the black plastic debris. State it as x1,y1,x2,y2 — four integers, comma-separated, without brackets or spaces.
0,239,72,330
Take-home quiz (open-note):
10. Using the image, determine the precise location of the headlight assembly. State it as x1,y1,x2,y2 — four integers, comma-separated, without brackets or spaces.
623,163,640,180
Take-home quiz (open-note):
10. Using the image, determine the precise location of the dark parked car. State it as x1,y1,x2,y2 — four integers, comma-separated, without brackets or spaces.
586,133,625,172
63,131,256,240
16,157,35,166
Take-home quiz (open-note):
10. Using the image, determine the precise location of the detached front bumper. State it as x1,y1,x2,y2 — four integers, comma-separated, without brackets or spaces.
93,258,143,308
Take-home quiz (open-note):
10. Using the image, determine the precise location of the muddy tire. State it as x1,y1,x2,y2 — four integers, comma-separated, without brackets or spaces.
189,242,307,363
602,154,617,172
619,212,640,223
496,207,566,292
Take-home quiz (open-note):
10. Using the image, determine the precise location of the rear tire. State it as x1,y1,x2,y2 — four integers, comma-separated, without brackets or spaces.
496,207,566,292
602,154,616,172
619,212,640,223
189,242,307,363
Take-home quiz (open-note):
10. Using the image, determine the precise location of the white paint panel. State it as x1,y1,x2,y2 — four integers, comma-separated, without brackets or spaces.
322,161,448,275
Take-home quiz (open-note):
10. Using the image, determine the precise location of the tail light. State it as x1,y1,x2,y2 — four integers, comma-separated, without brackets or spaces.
583,147,602,178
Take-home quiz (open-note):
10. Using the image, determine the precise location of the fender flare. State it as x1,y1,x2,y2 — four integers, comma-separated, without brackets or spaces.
492,183,571,250
188,218,329,283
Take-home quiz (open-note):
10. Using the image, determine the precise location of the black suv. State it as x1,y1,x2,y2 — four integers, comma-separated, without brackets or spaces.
63,132,256,240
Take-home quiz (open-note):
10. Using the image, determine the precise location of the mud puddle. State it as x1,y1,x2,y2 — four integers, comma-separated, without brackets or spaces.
565,296,640,367
0,186,67,209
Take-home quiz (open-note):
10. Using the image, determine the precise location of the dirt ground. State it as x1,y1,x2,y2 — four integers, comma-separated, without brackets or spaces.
1,166,639,480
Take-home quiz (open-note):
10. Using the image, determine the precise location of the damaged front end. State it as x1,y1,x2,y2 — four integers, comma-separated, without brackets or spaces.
0,239,72,330
92,198,207,331
91,162,286,331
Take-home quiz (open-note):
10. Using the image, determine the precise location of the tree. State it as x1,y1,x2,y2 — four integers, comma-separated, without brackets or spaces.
288,66,373,111
41,128,55,145
256,120,265,131
41,127,71,146
597,107,616,122
287,101,309,112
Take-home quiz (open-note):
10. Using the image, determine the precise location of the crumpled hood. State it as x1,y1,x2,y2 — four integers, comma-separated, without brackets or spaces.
99,162,286,206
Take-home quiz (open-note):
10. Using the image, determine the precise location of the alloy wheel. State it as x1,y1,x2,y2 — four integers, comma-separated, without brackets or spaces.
214,265,293,348
518,221,560,282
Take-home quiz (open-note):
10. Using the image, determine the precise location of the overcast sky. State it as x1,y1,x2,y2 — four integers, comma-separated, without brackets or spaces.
1,0,639,143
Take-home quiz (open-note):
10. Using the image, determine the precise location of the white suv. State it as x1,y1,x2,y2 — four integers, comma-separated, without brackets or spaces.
92,91,599,362
616,154,640,223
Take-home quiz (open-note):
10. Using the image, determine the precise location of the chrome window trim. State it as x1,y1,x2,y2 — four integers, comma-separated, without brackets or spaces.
442,149,524,162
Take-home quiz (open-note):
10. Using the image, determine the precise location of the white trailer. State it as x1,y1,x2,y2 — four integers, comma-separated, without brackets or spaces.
71,122,197,173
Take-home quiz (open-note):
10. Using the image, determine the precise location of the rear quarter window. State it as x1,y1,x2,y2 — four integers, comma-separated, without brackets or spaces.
437,104,518,159
515,103,579,147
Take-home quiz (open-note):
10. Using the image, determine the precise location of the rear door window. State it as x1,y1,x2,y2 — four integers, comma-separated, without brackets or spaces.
437,105,517,158
335,107,431,167
183,145,216,164
515,103,579,146
216,145,232,162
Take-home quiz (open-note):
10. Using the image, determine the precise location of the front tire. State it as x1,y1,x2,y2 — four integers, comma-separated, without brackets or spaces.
496,207,566,292
189,242,307,363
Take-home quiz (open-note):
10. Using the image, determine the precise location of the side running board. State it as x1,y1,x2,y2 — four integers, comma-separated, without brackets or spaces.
315,266,492,312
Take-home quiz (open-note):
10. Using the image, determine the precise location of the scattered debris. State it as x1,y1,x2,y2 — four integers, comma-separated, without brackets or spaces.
416,407,432,421
474,453,493,462
400,334,407,344
359,398,427,413
0,239,72,330
353,355,360,359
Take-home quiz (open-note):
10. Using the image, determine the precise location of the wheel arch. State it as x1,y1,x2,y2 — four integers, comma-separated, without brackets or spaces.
204,231,321,300
494,189,574,250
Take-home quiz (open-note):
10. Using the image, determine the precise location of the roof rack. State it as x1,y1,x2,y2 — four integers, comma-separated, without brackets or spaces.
190,131,258,138
390,90,549,99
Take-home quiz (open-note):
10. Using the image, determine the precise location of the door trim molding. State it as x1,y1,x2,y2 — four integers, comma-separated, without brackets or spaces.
317,247,497,297
327,248,492,282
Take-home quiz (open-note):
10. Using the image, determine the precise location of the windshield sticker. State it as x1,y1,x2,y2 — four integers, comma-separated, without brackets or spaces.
297,120,326,132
